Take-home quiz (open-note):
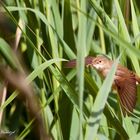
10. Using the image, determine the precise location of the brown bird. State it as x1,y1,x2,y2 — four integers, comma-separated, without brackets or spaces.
65,55,140,115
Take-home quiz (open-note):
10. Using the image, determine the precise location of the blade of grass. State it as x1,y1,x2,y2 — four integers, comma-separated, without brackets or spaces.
114,0,140,74
5,5,140,62
0,38,21,70
85,55,120,139
130,0,140,49
88,0,117,32
63,0,76,51
77,1,87,139
85,72,129,139
123,116,136,138
16,119,34,140
46,1,64,139
5,6,76,59
0,58,67,111
129,133,140,140
88,0,140,74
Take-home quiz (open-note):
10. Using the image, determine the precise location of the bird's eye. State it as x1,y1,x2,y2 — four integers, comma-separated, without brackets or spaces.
99,60,102,63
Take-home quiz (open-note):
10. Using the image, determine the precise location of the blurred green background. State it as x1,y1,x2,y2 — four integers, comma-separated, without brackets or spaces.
0,0,140,140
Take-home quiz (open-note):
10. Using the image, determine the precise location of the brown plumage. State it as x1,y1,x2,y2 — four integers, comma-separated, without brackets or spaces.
65,55,140,115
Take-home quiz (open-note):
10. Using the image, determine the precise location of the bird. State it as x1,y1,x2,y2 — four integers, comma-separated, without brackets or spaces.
65,55,140,115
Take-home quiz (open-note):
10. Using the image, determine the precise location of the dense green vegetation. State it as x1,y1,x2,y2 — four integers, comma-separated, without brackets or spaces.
0,0,140,139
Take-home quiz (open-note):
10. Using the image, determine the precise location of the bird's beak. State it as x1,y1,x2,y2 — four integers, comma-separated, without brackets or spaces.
85,56,94,67
65,56,94,68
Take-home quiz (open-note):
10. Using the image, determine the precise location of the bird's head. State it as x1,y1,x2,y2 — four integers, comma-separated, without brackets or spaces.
85,55,110,71
65,55,111,71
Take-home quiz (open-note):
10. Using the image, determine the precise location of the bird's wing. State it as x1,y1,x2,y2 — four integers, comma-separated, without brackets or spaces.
115,67,137,115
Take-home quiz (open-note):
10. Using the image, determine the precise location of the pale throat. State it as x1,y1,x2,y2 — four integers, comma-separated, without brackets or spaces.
94,62,112,77
94,63,109,71
93,64,103,70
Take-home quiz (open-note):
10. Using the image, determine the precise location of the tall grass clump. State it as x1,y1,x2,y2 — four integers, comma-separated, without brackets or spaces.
0,0,140,140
